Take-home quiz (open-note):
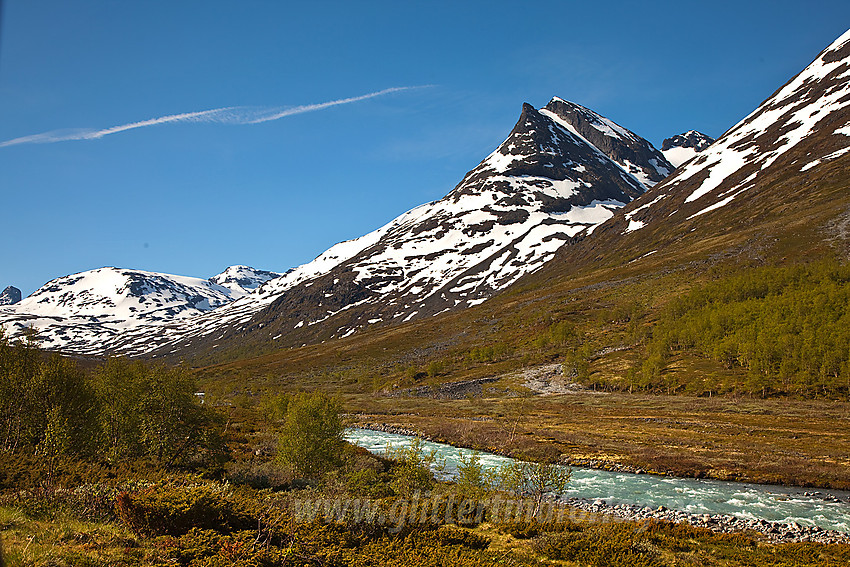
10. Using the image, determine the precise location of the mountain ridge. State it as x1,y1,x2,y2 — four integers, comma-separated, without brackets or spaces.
590,28,850,250
103,97,670,358
1,98,673,357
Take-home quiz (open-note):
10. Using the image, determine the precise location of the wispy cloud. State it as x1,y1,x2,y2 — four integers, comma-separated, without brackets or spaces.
0,87,424,148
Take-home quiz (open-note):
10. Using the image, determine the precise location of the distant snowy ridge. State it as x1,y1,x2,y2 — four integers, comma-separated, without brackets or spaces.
208,265,283,298
661,131,715,168
0,265,277,352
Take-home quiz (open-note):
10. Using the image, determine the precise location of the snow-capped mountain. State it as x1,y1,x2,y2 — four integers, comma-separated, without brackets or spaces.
0,266,272,352
208,265,283,299
661,131,715,167
0,286,21,306
610,28,850,238
79,98,672,357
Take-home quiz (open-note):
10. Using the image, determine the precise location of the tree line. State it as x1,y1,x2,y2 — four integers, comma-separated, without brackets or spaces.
0,329,223,472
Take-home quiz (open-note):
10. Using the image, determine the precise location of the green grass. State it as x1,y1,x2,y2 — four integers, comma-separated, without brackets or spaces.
0,505,144,567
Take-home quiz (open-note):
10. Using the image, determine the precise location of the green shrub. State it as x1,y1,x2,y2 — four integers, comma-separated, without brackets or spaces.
259,392,291,423
498,459,571,516
225,459,293,490
531,522,663,566
465,343,511,364
433,525,490,549
276,392,345,480
454,450,495,500
498,519,582,539
386,438,441,498
116,481,258,537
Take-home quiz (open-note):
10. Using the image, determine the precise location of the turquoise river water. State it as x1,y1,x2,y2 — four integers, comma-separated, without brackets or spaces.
345,428,850,533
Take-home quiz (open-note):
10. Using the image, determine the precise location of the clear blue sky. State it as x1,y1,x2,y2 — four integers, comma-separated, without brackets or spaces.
2,1,849,297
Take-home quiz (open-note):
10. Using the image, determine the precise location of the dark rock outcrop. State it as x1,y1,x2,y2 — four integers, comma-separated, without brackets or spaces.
661,130,715,152
0,286,21,306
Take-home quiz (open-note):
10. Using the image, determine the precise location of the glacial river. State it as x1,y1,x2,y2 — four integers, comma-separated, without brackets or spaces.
345,427,850,533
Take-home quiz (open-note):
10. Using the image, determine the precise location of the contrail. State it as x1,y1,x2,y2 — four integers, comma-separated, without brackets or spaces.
244,86,416,124
0,86,424,148
0,107,241,147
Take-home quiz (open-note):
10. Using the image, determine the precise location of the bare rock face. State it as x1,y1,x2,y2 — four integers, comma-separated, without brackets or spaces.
661,131,716,167
0,286,21,306
661,131,715,152
544,97,674,185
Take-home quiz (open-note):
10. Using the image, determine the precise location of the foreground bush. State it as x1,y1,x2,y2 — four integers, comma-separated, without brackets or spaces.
0,336,226,471
276,392,345,480
116,481,260,537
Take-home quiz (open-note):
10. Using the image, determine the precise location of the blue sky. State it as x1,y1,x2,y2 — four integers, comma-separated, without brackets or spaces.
2,1,849,296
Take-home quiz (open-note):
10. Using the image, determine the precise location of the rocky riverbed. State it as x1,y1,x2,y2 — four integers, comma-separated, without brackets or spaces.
562,496,850,544
354,422,424,438
382,377,504,399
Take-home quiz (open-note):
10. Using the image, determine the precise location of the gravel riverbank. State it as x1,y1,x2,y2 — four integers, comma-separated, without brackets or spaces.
563,496,850,544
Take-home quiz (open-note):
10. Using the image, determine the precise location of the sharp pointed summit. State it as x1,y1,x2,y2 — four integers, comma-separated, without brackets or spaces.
542,97,674,186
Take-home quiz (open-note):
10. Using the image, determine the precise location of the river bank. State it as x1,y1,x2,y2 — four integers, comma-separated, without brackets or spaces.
352,420,831,485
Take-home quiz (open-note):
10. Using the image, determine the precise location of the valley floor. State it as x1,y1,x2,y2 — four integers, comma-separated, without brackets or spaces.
348,384,850,490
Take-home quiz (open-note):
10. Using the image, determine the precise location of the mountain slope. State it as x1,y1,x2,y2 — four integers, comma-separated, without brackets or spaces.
606,28,850,242
93,99,672,358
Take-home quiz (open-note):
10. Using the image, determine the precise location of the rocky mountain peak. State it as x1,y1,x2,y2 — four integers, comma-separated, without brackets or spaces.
662,130,715,152
208,265,283,298
661,131,716,167
542,97,674,186
0,286,21,306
